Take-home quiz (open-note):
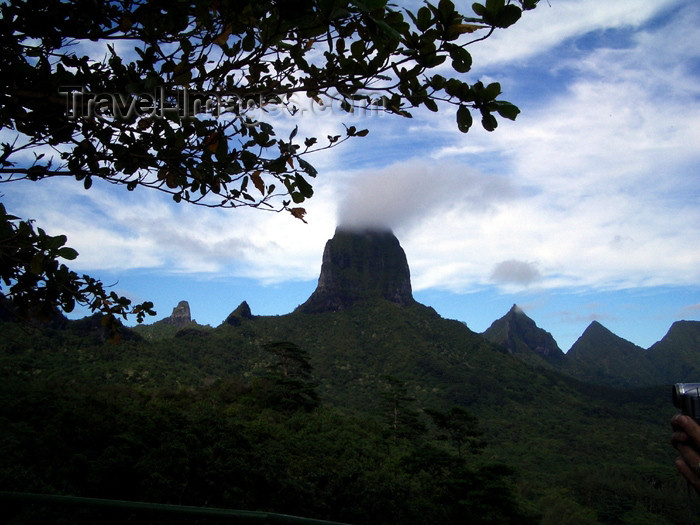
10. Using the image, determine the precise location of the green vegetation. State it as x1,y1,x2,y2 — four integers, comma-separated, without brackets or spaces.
134,319,213,341
561,320,700,389
1,312,537,524
648,321,700,385
563,321,658,388
483,304,563,368
0,299,691,523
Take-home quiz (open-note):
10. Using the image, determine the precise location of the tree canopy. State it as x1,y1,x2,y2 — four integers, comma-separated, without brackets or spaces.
0,0,538,328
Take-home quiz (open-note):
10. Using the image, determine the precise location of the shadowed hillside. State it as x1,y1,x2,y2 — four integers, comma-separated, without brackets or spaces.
482,304,564,368
0,229,692,523
563,321,658,388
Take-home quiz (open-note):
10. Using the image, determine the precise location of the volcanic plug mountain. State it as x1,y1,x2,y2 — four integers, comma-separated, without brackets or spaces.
296,228,415,313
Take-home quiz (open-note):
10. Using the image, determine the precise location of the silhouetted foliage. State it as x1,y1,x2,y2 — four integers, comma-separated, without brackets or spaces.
0,0,538,326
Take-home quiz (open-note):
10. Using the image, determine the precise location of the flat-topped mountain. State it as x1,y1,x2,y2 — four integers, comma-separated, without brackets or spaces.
296,228,415,313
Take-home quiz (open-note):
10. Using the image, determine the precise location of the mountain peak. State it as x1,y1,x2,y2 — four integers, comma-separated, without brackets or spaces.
564,320,654,388
570,320,622,350
158,300,192,327
483,305,563,362
646,320,700,383
225,301,254,326
509,304,524,315
296,228,415,313
567,319,644,360
575,320,604,338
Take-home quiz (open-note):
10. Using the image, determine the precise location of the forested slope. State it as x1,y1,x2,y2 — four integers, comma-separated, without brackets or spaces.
0,300,690,523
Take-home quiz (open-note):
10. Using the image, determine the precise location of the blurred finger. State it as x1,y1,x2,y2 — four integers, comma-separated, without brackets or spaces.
674,415,700,444
677,443,700,464
671,430,688,447
672,414,685,430
676,457,700,494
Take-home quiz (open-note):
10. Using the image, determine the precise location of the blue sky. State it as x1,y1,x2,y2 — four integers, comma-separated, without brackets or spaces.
3,0,700,351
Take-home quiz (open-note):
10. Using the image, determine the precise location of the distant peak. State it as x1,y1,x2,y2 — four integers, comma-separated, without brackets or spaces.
483,304,563,361
225,301,253,326
584,320,609,333
159,300,191,327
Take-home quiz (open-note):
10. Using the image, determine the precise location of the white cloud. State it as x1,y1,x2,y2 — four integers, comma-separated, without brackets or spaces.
336,159,518,231
2,0,698,309
2,176,334,280
467,0,678,67
681,303,700,316
397,0,700,294
491,260,543,286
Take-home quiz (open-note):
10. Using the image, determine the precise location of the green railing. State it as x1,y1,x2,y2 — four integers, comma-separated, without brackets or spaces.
0,491,352,524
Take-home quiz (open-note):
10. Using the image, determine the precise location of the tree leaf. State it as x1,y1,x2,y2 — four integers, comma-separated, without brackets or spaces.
481,112,498,131
484,82,501,101
450,23,489,34
472,3,487,17
416,6,432,31
290,207,307,223
424,99,438,112
205,132,219,153
30,254,44,275
251,170,265,195
495,101,520,120
295,174,314,198
431,74,446,90
214,24,232,45
57,247,79,261
298,157,318,177
496,4,522,28
456,105,473,133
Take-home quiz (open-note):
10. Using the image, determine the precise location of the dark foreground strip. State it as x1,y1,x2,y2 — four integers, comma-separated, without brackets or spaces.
0,491,352,524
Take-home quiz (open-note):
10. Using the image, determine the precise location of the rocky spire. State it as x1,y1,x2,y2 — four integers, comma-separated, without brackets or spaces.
162,300,192,327
296,228,415,313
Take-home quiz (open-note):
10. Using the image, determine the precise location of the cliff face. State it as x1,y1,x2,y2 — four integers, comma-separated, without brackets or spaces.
160,300,192,327
297,228,415,313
